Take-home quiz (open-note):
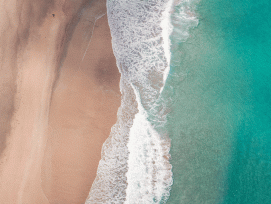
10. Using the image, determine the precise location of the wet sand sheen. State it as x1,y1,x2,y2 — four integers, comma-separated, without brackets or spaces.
0,0,120,203
41,14,121,204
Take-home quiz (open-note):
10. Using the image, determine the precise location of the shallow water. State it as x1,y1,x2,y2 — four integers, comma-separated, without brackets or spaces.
167,0,271,203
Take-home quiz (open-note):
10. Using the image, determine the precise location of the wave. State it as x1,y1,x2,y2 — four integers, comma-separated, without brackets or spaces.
85,0,198,203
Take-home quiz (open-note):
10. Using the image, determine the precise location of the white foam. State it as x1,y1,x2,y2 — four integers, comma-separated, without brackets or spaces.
125,84,172,204
161,0,174,88
85,0,175,203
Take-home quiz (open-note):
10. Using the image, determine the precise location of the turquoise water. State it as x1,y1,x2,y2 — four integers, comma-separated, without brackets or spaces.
166,0,271,203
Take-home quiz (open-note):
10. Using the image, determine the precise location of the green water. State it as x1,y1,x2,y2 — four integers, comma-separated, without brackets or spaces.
166,0,271,203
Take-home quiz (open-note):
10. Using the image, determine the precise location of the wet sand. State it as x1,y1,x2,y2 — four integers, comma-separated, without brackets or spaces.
41,13,121,204
0,0,120,203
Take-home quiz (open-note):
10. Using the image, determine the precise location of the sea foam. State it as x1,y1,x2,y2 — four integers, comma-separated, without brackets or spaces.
85,0,175,203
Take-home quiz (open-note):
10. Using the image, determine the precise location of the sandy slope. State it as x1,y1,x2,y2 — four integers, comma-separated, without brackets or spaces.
0,0,120,203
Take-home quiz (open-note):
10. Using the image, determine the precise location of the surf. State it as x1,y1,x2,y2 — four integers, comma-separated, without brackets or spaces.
85,0,176,203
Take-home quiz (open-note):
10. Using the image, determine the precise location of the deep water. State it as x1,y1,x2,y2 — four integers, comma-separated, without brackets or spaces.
166,0,271,203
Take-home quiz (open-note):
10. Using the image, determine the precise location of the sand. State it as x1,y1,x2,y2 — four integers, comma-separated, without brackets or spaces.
0,0,120,203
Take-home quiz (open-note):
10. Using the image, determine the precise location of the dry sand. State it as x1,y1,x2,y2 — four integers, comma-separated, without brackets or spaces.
0,0,120,203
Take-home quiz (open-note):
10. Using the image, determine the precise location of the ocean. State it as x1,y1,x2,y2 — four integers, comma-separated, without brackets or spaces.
86,0,271,203
167,0,271,203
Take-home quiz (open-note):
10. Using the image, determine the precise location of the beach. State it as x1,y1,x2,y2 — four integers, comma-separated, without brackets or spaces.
0,0,120,203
